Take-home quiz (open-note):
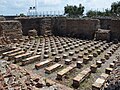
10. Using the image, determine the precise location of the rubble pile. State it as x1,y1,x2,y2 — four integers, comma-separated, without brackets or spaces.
0,63,43,90
104,55,120,90
0,61,73,90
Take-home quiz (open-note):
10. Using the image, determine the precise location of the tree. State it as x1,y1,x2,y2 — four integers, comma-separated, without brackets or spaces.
111,1,120,16
117,6,120,16
77,4,84,15
86,10,96,17
19,13,26,17
86,8,112,17
104,9,111,16
64,4,84,17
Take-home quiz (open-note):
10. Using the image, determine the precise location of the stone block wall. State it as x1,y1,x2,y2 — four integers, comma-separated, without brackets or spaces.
95,29,110,41
52,17,67,36
0,20,22,40
41,18,52,36
0,16,119,41
52,18,100,40
15,17,100,40
0,17,6,21
96,18,111,30
66,19,100,39
110,19,120,41
15,17,43,36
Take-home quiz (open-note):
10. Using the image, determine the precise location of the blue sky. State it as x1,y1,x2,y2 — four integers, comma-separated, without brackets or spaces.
0,0,119,15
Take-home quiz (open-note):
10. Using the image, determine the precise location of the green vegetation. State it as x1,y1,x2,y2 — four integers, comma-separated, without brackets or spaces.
19,13,26,17
64,1,120,18
86,1,120,17
64,4,84,17
111,1,120,16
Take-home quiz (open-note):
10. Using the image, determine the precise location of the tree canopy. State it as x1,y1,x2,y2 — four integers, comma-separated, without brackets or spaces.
86,1,120,17
111,1,120,16
64,4,84,17
86,9,111,17
19,13,26,17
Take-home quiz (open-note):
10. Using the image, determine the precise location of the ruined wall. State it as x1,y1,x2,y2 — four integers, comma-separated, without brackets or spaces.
15,17,43,36
52,17,67,36
95,29,110,41
0,20,22,40
110,19,120,41
4,16,17,20
99,18,111,30
0,17,6,21
100,19,111,29
15,17,100,40
66,19,100,39
52,18,100,40
41,18,52,36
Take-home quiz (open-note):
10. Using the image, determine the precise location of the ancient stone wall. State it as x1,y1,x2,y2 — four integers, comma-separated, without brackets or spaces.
0,20,22,40
66,19,100,39
96,18,111,30
95,29,110,41
0,17,6,21
52,17,67,36
4,16,17,20
15,17,100,40
41,18,52,36
110,19,120,41
52,18,100,40
15,17,43,36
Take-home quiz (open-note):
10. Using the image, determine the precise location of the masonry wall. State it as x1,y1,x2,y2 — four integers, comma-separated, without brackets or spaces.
15,17,100,40
15,17,43,36
0,17,6,21
95,29,110,41
52,17,67,36
99,18,111,30
52,18,100,40
66,19,100,39
0,20,22,39
110,19,120,41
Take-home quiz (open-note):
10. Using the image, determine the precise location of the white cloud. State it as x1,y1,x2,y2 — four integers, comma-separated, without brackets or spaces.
44,0,62,5
0,0,119,15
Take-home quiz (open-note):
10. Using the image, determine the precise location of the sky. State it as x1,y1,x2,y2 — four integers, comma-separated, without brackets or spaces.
0,0,119,16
